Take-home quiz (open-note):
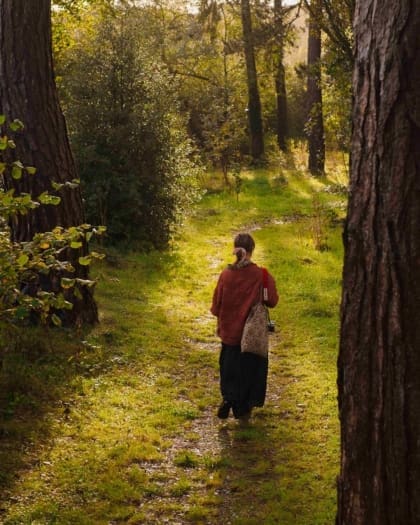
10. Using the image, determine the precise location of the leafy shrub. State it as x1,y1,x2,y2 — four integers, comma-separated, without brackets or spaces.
57,7,201,248
0,116,103,326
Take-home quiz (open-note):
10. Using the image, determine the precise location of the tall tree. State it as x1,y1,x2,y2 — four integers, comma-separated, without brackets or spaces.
304,0,354,72
240,0,264,160
0,0,97,324
306,0,325,175
273,0,288,151
337,1,420,523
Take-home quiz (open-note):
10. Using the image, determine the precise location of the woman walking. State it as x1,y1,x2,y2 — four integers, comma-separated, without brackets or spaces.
211,233,278,421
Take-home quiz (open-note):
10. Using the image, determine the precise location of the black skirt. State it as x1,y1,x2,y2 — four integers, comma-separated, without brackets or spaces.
219,343,268,417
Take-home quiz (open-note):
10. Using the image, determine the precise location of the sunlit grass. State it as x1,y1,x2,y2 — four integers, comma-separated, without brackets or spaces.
0,154,347,524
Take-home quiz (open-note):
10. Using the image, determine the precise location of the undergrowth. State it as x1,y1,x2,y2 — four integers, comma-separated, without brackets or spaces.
0,157,347,524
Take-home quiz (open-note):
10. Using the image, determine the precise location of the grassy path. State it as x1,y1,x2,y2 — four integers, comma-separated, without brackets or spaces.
0,167,345,524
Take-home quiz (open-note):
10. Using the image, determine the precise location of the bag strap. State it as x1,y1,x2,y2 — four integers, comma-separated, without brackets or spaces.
261,267,273,325
262,267,269,303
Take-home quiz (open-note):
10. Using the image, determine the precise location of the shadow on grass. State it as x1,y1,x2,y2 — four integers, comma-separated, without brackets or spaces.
0,249,186,516
215,415,285,524
0,326,92,502
0,166,344,522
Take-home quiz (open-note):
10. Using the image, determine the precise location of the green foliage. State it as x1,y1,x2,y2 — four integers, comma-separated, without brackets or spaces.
314,0,353,152
0,117,104,325
323,58,352,152
116,0,249,171
231,162,243,201
55,5,201,249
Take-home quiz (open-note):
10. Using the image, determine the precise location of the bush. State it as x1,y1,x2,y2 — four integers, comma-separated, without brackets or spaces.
57,7,201,249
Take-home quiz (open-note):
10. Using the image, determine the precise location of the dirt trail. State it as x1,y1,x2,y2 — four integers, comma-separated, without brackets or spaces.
137,330,288,524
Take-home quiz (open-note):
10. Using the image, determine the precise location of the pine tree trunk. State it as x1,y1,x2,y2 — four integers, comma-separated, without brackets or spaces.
306,1,325,175
240,0,264,160
337,1,420,523
274,0,288,152
0,0,98,325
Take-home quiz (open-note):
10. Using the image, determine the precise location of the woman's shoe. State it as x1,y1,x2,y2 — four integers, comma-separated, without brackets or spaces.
217,401,231,419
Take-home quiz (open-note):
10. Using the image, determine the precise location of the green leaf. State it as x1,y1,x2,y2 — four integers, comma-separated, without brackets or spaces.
20,193,32,205
49,195,61,206
26,166,37,175
11,165,23,180
17,254,29,266
78,256,91,266
7,139,16,149
52,226,64,235
61,277,76,289
9,119,24,132
65,181,79,189
0,115,5,125
90,251,105,260
0,138,7,151
51,313,62,326
70,241,83,249
37,192,48,203
38,193,61,206
35,261,49,273
76,278,96,288
0,162,6,174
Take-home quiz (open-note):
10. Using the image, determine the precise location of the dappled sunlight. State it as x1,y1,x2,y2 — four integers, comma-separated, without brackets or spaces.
1,166,343,524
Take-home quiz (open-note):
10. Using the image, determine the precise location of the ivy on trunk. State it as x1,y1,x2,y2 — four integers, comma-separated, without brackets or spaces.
0,0,97,325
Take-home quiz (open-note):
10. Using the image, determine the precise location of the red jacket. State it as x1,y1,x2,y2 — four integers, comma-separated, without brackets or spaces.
211,263,279,345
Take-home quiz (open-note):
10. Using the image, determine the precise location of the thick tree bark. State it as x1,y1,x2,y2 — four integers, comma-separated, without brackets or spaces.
0,0,98,325
337,1,420,524
240,0,264,161
274,0,288,152
306,0,325,175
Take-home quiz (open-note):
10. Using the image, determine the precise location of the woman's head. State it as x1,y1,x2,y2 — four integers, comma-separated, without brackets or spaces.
233,233,255,261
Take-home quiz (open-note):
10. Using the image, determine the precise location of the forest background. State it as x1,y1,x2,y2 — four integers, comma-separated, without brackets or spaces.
0,0,354,523
51,0,352,249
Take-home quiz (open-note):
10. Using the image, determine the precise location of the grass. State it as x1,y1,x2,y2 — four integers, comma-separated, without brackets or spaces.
0,155,347,524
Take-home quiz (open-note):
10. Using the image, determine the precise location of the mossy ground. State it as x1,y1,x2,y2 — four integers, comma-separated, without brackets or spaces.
0,156,347,524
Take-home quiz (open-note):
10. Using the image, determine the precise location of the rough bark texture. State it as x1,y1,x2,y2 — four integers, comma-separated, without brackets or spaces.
274,0,288,152
306,1,325,175
240,0,264,160
0,0,98,324
337,1,420,524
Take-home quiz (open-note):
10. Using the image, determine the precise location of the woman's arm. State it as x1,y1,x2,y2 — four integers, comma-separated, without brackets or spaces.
210,273,224,316
265,272,279,307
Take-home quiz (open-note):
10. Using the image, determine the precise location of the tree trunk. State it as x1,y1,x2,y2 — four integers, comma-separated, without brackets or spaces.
306,0,325,175
0,0,98,325
240,0,264,161
337,1,420,524
274,0,288,152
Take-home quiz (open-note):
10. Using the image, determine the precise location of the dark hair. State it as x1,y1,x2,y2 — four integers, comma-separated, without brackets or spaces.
234,233,255,261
